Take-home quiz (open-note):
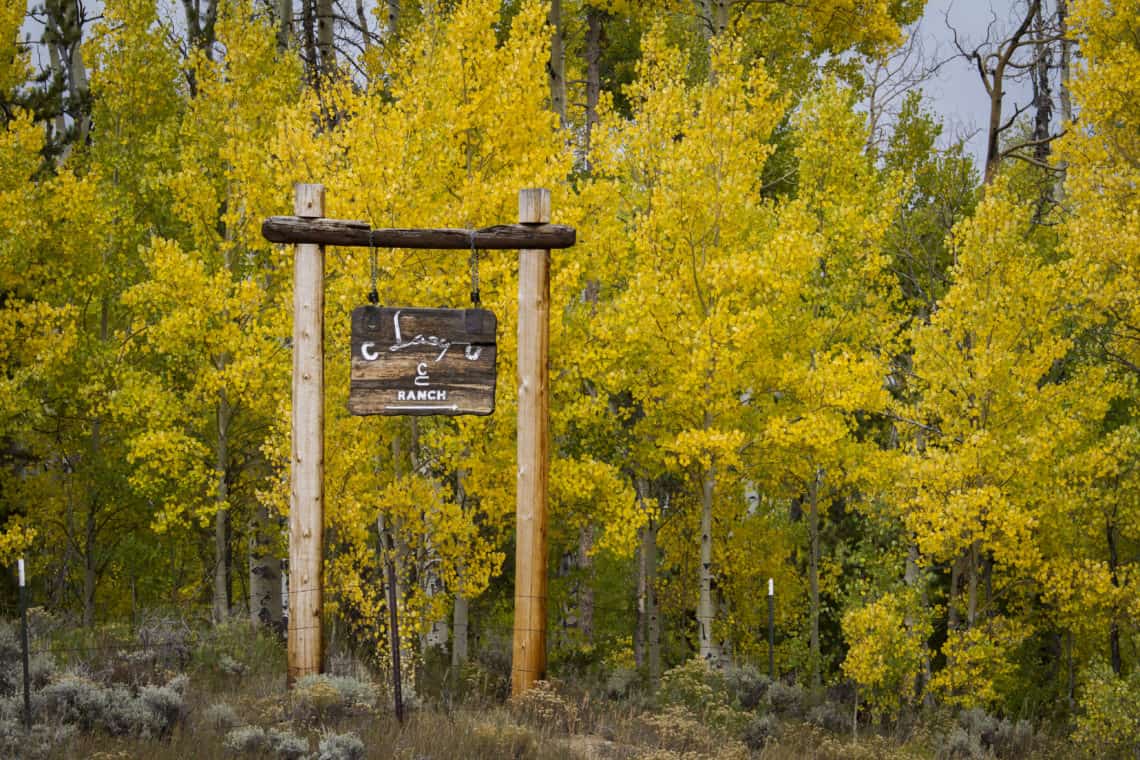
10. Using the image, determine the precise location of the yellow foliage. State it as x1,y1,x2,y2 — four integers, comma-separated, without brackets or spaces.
929,616,1031,709
0,521,36,566
842,590,932,716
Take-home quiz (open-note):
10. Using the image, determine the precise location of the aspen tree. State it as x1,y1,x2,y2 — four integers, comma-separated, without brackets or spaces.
1050,0,1140,680
116,0,302,624
584,28,782,662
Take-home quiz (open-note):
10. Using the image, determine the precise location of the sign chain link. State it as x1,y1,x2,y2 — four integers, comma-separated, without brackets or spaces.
469,231,481,306
367,229,380,305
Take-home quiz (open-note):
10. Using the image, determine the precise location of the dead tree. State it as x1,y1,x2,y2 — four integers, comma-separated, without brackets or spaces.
949,0,1069,185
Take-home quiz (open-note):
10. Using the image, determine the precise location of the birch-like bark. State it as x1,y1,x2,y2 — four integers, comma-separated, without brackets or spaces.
577,525,595,643
277,0,292,49
316,0,334,74
807,469,822,689
42,0,92,160
634,480,649,668
966,541,979,629
698,460,718,663
583,6,603,166
212,394,232,623
645,509,661,687
249,503,283,631
386,0,399,37
696,0,729,38
548,0,567,126
1055,0,1072,202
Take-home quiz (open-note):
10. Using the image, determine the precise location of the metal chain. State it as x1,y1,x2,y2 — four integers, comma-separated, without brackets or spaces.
469,231,481,306
367,230,379,305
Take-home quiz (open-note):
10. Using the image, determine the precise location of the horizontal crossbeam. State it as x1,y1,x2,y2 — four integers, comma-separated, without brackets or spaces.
262,216,576,249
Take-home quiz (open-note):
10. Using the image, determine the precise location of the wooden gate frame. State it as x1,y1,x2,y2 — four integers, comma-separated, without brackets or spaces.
263,184,575,696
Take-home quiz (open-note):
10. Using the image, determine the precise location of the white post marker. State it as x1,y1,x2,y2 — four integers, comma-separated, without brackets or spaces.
18,558,25,588
768,577,773,596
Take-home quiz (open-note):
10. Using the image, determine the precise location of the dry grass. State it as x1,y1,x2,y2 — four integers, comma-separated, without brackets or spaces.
0,620,1079,760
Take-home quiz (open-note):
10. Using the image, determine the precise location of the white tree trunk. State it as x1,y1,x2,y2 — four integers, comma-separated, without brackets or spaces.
698,463,718,663
249,504,283,631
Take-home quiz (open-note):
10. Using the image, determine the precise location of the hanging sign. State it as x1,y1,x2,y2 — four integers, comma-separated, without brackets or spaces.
349,306,497,416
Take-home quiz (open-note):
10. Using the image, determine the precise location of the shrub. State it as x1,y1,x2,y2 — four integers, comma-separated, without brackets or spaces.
0,640,56,696
224,725,269,753
947,706,1038,759
98,685,165,737
195,619,282,678
937,725,985,760
638,705,752,759
461,658,510,702
134,613,194,671
928,617,1029,709
40,674,110,731
657,658,746,730
766,681,805,718
1073,661,1140,760
723,664,770,711
957,706,997,741
741,713,781,750
0,623,20,696
224,725,309,758
842,591,932,717
266,727,310,759
317,729,366,760
39,672,185,738
0,717,76,759
293,674,377,722
203,701,241,733
218,654,249,677
659,659,725,715
508,680,578,733
807,700,850,734
140,682,187,737
990,716,1035,759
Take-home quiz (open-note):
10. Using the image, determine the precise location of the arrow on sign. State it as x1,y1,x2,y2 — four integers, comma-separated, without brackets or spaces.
384,405,461,412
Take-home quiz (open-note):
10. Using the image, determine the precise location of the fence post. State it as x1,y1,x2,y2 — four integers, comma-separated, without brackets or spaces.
512,188,551,696
19,558,30,730
288,183,326,684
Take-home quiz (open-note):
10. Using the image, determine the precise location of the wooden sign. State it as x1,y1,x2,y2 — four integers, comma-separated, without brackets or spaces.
349,306,497,416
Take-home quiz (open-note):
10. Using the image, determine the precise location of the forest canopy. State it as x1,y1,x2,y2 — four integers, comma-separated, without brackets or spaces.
2,0,1139,743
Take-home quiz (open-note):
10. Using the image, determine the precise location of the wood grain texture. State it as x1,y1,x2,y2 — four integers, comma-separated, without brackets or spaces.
512,188,551,696
348,307,497,416
262,217,575,249
288,183,325,685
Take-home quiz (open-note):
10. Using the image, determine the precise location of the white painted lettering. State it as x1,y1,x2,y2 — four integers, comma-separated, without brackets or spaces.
415,362,430,387
395,389,448,403
361,342,379,361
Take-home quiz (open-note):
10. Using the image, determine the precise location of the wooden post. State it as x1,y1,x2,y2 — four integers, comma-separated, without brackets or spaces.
288,183,325,684
512,188,551,696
